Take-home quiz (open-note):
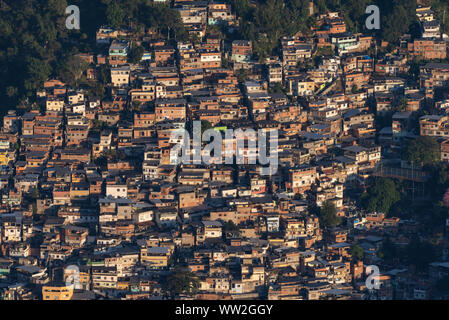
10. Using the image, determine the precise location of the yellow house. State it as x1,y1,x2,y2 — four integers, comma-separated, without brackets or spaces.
140,247,170,268
46,99,64,112
70,184,90,199
268,238,284,246
71,172,85,183
42,285,74,300
117,278,130,291
0,151,14,166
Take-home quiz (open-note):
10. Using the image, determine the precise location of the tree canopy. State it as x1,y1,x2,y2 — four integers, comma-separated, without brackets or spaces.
0,0,73,113
128,44,144,64
350,244,364,261
361,177,400,214
229,0,420,61
56,55,89,87
165,267,200,297
0,0,188,115
404,136,440,166
377,237,398,263
318,201,341,228
406,235,439,272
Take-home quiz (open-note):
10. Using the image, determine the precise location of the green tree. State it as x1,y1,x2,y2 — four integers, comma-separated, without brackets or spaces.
350,244,364,261
24,57,52,94
319,201,341,228
393,98,408,112
404,136,440,166
406,236,438,272
381,0,417,44
237,68,248,83
141,3,188,41
97,64,111,85
166,267,200,297
427,162,449,198
377,237,398,262
361,177,400,214
268,82,285,94
31,187,40,200
88,82,106,99
57,55,89,87
293,193,302,200
128,44,144,64
223,221,239,231
106,1,126,28
201,120,213,135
